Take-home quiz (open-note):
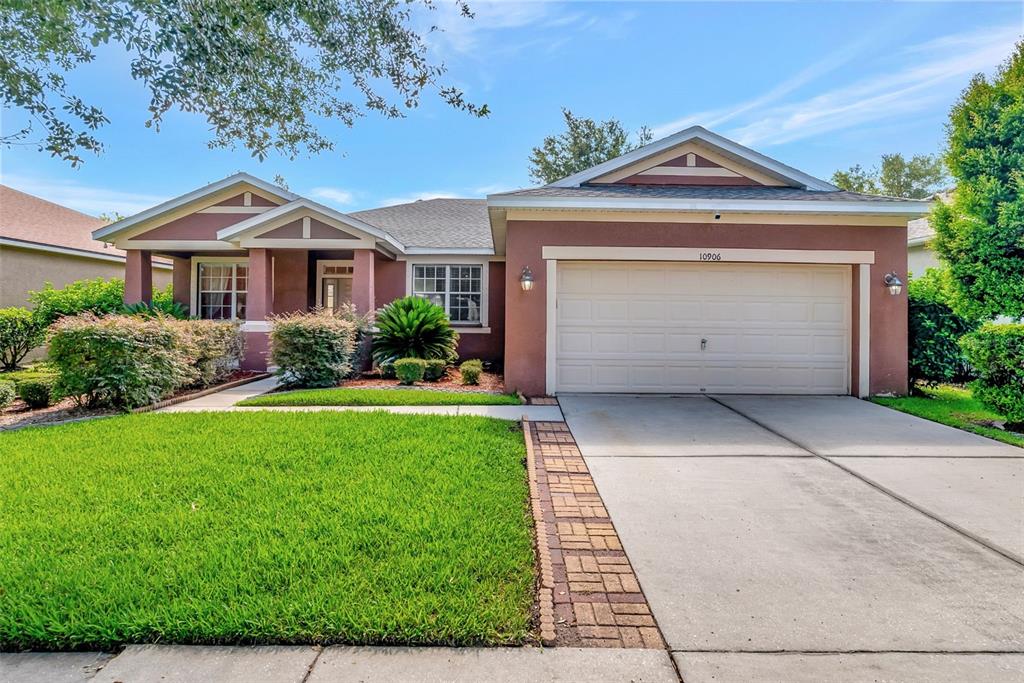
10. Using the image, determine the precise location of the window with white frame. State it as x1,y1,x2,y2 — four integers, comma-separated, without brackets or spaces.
412,264,483,324
197,262,248,320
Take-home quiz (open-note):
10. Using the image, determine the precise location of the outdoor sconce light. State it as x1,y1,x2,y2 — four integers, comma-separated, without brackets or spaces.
520,265,535,292
883,272,904,296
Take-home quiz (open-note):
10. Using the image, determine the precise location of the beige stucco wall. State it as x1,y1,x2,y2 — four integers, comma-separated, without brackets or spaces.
908,243,941,277
0,245,172,308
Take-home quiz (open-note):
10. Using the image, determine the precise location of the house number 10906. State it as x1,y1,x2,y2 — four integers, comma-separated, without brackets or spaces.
699,252,723,262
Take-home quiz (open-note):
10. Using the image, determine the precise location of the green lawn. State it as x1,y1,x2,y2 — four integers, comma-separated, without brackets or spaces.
0,365,58,386
239,387,522,407
0,412,534,649
873,384,1024,448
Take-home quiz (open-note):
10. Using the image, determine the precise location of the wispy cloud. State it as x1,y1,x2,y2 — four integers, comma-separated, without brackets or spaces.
650,24,1021,147
308,186,356,206
0,173,167,216
727,24,1020,147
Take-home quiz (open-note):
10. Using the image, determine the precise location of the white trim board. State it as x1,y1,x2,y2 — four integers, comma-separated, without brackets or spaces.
859,265,871,398
541,246,875,265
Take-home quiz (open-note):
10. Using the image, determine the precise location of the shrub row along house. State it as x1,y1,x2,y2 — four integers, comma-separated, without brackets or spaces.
95,126,929,396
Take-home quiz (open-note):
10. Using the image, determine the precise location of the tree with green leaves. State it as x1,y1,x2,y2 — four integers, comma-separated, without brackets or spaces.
932,41,1024,322
528,109,652,185
0,0,487,166
831,153,947,198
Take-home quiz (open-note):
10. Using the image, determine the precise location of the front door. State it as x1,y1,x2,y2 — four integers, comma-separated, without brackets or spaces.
321,276,353,313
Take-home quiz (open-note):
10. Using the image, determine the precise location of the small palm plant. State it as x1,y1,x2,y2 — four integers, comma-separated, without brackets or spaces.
372,296,459,366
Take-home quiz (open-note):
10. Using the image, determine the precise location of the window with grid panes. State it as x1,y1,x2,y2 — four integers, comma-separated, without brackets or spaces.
411,264,482,324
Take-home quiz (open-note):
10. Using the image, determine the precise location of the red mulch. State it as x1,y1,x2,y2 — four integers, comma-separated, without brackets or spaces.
341,368,507,394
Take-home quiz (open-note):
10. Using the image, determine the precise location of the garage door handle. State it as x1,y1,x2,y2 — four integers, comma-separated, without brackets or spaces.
701,338,707,351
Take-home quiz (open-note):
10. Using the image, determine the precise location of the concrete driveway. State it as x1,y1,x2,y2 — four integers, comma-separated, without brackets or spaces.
560,394,1024,683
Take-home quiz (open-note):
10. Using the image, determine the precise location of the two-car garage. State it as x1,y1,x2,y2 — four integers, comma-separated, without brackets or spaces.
553,261,852,394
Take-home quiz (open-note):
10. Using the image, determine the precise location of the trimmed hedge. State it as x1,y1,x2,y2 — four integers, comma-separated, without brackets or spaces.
48,315,244,410
907,269,977,385
0,381,14,409
0,308,45,371
424,359,447,382
270,308,367,388
960,324,1024,426
460,359,483,386
394,358,427,385
17,379,54,409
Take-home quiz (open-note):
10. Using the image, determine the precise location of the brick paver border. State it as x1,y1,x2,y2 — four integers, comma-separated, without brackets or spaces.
524,419,666,649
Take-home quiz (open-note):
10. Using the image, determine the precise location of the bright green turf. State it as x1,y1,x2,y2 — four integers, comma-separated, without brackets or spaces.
0,365,58,386
0,412,534,649
238,387,522,407
873,384,1024,448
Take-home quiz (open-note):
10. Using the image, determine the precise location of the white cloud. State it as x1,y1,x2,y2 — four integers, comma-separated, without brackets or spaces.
308,186,355,206
0,173,167,216
472,182,522,195
650,24,1021,147
727,24,1020,147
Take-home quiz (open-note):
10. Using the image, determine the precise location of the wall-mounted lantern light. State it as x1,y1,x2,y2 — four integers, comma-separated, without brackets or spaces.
520,265,535,292
883,272,904,296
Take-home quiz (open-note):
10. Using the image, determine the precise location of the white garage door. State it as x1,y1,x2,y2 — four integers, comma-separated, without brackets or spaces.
555,261,850,394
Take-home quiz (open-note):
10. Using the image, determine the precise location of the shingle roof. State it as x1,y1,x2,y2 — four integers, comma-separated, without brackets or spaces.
0,185,112,256
908,217,934,242
491,184,913,203
351,198,491,250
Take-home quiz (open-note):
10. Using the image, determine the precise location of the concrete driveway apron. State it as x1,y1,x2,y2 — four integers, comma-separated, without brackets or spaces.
559,394,1024,683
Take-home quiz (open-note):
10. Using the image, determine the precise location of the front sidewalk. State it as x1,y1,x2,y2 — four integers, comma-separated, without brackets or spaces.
1,645,678,683
158,376,565,420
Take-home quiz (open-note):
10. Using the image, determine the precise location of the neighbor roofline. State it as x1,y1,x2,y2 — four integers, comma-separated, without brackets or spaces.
0,237,173,267
486,194,931,216
547,125,838,192
907,235,934,247
92,173,298,241
215,198,407,253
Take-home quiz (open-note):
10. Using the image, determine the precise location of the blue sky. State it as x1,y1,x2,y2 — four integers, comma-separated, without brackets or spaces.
2,1,1022,216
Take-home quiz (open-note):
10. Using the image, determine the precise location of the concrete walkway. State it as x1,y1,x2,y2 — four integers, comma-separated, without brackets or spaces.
1,645,679,683
560,394,1024,683
158,376,564,421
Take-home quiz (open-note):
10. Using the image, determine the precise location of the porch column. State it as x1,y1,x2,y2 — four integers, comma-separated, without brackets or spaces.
242,248,273,371
170,256,190,310
124,249,153,305
352,249,376,315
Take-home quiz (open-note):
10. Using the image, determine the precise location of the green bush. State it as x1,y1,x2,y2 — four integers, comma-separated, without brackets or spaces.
123,298,188,320
460,359,483,386
30,278,179,325
424,359,448,382
270,308,366,387
48,314,192,409
960,324,1024,427
908,269,977,386
373,296,459,366
394,358,427,385
17,379,54,409
0,308,45,370
177,320,245,388
0,380,15,409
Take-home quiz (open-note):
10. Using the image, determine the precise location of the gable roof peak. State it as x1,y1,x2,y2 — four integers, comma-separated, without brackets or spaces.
547,125,837,192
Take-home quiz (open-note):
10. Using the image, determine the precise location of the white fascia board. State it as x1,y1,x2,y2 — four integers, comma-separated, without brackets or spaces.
402,247,495,255
92,173,297,241
486,194,932,216
216,198,406,253
547,125,838,191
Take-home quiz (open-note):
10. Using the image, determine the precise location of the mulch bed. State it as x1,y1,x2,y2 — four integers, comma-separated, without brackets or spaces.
0,371,265,431
524,418,667,649
339,368,507,394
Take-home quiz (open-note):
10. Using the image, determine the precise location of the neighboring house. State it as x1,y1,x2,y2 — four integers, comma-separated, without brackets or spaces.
907,216,941,276
0,185,172,308
94,126,929,397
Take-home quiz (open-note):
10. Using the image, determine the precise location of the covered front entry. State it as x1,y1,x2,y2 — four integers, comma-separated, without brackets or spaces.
554,261,851,394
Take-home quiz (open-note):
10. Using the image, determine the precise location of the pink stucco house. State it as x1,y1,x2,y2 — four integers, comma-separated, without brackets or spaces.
95,126,929,396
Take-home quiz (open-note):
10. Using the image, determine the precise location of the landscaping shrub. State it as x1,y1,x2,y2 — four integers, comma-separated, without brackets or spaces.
0,380,15,409
270,308,366,387
123,298,188,320
30,278,180,324
960,324,1024,428
373,296,459,366
177,320,245,387
394,358,427,385
460,359,483,385
48,314,191,409
423,359,447,382
907,268,977,386
17,379,54,409
0,308,45,370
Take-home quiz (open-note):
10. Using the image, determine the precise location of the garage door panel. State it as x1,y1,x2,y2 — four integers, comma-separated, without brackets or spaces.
556,262,850,394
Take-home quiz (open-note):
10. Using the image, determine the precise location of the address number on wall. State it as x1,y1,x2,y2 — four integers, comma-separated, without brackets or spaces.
698,252,723,262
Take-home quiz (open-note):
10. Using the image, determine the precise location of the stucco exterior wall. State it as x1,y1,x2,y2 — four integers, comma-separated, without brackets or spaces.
0,245,171,308
908,243,941,276
503,219,908,397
